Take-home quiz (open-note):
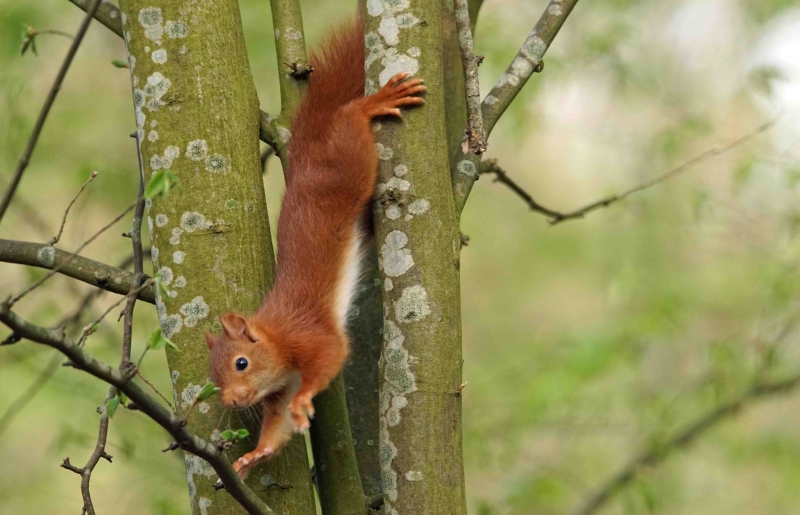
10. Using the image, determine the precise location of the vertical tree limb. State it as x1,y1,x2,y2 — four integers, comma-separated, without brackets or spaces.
269,0,311,167
117,1,313,513
0,0,103,224
309,374,369,515
343,249,386,499
365,1,466,513
453,0,486,155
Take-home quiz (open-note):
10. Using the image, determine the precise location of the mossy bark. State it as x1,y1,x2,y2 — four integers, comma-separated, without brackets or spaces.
365,1,466,514
309,373,368,515
118,1,315,514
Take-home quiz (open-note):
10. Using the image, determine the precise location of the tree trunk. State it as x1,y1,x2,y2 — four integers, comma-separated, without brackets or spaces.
364,1,467,514
118,1,315,513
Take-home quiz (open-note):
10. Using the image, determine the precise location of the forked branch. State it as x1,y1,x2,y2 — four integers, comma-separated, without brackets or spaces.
0,305,273,515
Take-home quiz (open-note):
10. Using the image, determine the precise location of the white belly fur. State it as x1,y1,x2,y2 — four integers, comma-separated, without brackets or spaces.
334,224,366,331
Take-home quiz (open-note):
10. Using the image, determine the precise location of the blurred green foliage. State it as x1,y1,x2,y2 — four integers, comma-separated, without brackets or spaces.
1,0,800,514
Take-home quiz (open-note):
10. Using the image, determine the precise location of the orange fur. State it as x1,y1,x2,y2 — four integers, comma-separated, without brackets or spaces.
206,17,425,479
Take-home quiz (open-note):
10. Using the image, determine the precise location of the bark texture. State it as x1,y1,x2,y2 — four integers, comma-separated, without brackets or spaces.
118,1,314,513
365,1,466,514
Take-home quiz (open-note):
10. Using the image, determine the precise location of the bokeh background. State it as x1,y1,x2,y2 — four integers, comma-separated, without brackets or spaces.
2,0,800,513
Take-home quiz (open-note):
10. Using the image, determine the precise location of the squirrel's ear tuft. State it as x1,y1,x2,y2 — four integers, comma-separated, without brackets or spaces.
205,332,217,350
220,312,258,343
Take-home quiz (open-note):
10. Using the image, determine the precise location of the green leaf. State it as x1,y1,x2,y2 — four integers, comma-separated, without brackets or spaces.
145,170,184,199
145,170,166,198
111,58,129,68
147,328,179,352
147,328,164,350
106,396,120,419
220,428,249,442
196,381,221,402
154,277,172,303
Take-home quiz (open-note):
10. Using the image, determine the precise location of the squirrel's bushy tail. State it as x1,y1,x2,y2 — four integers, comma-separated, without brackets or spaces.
297,18,365,121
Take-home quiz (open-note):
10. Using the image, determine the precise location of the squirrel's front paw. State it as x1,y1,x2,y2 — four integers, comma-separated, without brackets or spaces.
232,447,274,480
288,394,314,432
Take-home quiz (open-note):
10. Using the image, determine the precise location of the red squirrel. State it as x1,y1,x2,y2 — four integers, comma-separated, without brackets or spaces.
205,17,425,478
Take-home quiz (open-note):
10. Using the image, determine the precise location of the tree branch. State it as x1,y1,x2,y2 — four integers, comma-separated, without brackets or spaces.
62,388,115,515
0,239,154,303
0,0,103,224
49,171,98,246
0,304,273,515
68,0,123,37
574,371,800,515
480,118,777,225
481,0,579,135
270,0,310,122
453,0,486,155
451,0,579,216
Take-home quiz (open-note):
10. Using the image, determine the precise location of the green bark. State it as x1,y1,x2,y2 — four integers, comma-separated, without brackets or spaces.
309,374,369,515
118,1,315,513
365,1,466,514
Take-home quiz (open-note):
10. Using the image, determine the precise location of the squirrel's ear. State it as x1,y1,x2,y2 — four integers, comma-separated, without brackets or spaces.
205,332,217,350
220,312,258,342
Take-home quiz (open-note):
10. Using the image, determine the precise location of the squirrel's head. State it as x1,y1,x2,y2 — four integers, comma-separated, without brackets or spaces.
206,312,292,409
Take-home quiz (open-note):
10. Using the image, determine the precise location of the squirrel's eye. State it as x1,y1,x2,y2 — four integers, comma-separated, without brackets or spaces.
235,357,248,371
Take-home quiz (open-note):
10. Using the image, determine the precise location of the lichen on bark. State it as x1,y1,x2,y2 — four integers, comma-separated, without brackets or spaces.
365,1,466,514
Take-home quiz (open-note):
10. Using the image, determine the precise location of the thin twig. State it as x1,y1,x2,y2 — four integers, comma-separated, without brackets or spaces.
454,0,486,155
574,370,800,515
34,29,75,39
0,239,154,303
0,251,138,437
137,371,173,409
49,171,98,245
0,304,274,515
63,389,115,515
76,278,154,347
481,118,778,225
121,132,147,365
65,135,149,514
479,158,566,220
10,202,136,306
0,0,103,224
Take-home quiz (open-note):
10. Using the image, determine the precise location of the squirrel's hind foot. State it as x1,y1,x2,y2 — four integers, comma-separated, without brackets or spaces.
362,72,426,118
